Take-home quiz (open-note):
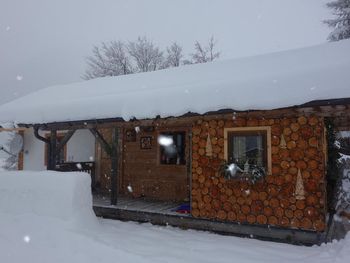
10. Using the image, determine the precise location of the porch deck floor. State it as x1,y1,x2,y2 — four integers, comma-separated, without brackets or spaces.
92,195,322,245
93,195,189,216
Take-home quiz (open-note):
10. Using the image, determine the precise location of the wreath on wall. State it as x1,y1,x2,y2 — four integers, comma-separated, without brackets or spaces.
219,160,265,184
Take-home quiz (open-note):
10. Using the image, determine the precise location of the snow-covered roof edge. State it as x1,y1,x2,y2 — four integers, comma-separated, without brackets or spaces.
0,39,350,125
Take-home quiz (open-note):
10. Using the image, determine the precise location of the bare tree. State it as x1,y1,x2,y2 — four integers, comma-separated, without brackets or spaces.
207,36,221,61
186,36,220,64
83,36,221,80
83,41,133,80
324,0,350,41
127,36,164,72
162,42,183,68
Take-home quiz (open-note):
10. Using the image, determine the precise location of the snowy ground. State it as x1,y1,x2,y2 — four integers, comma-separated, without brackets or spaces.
0,171,349,263
1,214,350,263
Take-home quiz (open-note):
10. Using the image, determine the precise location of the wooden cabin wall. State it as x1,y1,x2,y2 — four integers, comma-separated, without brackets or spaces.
96,128,113,194
96,126,189,202
191,115,327,232
121,127,189,202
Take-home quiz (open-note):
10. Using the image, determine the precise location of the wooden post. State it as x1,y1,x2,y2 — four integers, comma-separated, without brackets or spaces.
110,128,119,205
188,130,193,212
48,129,57,170
88,127,118,205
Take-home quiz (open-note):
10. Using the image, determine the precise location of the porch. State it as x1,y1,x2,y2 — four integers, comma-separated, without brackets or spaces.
92,194,325,246
93,195,188,216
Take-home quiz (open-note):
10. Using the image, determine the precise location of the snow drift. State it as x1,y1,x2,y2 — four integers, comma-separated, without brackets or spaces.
0,171,96,224
0,39,350,125
0,171,349,262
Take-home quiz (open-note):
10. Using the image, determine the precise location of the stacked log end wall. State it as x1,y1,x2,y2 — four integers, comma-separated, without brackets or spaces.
191,116,326,232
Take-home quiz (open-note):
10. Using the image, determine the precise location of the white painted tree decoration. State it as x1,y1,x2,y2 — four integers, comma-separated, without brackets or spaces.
295,169,305,200
280,134,287,148
206,133,213,157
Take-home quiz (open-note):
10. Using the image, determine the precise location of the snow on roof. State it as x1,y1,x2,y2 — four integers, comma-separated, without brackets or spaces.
1,39,350,125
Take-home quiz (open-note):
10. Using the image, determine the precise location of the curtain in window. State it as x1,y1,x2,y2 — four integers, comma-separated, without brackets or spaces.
256,135,263,167
233,136,246,164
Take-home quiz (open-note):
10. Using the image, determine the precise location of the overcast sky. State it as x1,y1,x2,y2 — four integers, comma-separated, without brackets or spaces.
0,0,332,105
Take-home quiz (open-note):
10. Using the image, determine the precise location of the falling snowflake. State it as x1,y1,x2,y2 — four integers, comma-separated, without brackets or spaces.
16,75,23,81
232,112,237,120
23,235,30,243
89,156,94,161
127,185,133,193
5,26,10,31
76,163,82,169
134,126,140,133
310,86,317,91
158,135,173,146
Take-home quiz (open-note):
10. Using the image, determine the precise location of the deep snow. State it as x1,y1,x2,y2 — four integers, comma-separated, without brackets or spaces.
0,39,350,125
0,171,350,263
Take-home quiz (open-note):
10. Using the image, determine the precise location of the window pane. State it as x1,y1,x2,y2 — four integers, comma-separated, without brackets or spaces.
229,132,266,169
159,132,186,165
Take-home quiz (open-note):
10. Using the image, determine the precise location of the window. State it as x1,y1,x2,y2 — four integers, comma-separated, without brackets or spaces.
44,133,67,166
224,127,271,175
228,131,266,169
158,132,186,165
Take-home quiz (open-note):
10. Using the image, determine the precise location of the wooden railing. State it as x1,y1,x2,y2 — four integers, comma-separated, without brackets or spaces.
55,161,96,189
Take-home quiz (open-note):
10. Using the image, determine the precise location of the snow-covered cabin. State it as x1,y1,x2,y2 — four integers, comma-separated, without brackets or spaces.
1,39,350,244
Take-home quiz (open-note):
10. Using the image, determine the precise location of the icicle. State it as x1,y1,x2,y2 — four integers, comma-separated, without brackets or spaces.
280,134,287,148
206,133,213,157
295,169,305,200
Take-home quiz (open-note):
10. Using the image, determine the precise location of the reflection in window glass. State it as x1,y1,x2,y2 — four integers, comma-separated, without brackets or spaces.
159,132,186,165
228,131,266,170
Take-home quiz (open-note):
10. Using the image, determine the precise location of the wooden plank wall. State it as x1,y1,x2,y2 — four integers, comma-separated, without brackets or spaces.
122,127,189,201
97,125,191,202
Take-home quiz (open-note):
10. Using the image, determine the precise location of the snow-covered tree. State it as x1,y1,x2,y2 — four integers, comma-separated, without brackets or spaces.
83,36,221,80
127,36,164,72
83,41,133,80
185,36,220,64
162,42,183,68
325,0,350,41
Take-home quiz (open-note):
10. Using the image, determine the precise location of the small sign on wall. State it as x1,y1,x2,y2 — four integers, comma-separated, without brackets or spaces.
125,129,136,142
140,136,152,149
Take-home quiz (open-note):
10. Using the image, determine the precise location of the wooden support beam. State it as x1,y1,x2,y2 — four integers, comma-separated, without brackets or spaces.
110,128,119,205
88,127,119,205
55,130,76,157
34,126,76,171
0,128,27,132
188,130,193,210
89,128,112,156
48,130,57,170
